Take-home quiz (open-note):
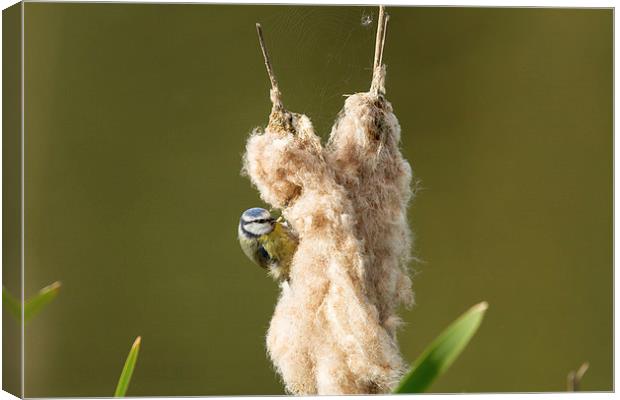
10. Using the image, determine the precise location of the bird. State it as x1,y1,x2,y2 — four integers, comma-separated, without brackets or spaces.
238,207,298,282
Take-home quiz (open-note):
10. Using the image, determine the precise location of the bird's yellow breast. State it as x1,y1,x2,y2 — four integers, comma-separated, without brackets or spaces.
258,222,297,280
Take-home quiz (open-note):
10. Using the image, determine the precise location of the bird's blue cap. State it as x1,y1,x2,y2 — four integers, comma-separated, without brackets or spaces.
241,207,272,222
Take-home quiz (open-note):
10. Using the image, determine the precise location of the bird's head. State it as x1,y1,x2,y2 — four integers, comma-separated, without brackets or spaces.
239,207,276,238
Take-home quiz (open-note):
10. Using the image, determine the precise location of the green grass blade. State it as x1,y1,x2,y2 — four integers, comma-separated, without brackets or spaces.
114,336,142,397
23,281,61,321
394,301,488,394
2,286,22,320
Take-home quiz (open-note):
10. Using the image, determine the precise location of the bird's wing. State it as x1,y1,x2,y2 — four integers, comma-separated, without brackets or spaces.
257,244,272,267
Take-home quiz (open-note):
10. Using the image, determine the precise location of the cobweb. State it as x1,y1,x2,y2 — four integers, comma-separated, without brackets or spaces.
260,6,380,136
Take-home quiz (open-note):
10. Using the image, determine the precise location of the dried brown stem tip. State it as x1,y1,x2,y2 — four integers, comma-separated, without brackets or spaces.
379,12,390,67
373,6,387,72
370,6,389,96
256,23,283,108
567,362,589,391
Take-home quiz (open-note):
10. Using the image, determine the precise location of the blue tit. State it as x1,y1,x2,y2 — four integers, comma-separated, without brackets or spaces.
238,207,298,282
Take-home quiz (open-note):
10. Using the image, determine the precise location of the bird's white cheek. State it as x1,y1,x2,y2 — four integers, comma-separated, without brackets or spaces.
244,222,273,236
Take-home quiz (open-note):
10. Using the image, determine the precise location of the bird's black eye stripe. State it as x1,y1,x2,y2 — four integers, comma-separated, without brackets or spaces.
253,218,273,223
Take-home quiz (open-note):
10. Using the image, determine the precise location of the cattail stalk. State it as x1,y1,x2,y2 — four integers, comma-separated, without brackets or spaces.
242,8,414,394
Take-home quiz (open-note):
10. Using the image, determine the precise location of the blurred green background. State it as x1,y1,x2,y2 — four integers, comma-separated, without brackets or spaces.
21,4,611,396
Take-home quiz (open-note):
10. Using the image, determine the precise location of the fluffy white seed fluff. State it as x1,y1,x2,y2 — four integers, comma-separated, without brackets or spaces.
242,62,415,394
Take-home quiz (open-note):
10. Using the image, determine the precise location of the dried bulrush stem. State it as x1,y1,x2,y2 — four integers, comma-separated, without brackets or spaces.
256,23,283,111
255,23,296,135
370,6,389,96
372,6,386,72
567,362,589,391
243,8,414,394
246,23,359,394
326,0,414,385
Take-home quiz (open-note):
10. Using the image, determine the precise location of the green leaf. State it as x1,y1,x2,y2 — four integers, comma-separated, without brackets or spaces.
24,281,62,321
2,287,21,320
2,281,61,322
114,336,142,397
394,301,488,393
